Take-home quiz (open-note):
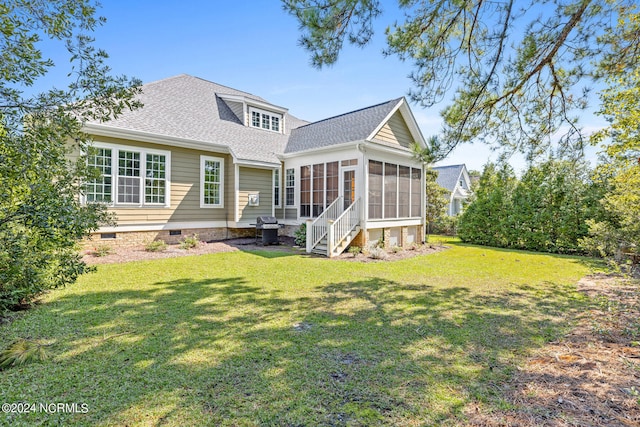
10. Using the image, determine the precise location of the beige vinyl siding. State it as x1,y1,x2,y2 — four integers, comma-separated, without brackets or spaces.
89,136,233,225
238,167,272,222
284,208,298,220
372,111,414,148
224,100,245,124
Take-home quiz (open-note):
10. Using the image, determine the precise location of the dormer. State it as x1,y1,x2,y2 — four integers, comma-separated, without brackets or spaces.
218,93,288,134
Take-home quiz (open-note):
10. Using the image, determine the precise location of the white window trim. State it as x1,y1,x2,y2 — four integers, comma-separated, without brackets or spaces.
285,168,295,207
200,155,225,208
273,168,282,208
248,106,283,133
87,142,171,208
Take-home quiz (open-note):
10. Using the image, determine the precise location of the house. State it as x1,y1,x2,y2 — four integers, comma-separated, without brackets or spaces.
81,75,427,256
432,164,472,216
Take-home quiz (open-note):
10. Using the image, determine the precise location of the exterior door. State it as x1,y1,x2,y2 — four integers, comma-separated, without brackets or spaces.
342,169,356,210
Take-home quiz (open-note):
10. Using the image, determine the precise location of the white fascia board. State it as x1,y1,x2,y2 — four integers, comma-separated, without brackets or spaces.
365,98,428,148
84,123,232,155
362,140,419,161
280,140,361,159
217,94,288,114
233,158,281,169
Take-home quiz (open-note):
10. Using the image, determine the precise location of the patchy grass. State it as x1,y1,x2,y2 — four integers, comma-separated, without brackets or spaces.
0,242,599,426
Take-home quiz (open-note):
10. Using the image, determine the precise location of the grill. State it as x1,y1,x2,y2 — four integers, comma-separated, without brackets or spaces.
255,216,280,245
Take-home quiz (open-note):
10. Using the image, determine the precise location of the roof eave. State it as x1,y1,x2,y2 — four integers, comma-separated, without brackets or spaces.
217,93,288,114
281,140,361,158
83,123,233,155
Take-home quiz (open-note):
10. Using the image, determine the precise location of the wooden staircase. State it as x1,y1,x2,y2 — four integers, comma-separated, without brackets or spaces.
311,226,361,256
307,197,361,257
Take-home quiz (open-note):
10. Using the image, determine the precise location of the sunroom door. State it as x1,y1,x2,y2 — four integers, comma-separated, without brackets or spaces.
342,168,356,210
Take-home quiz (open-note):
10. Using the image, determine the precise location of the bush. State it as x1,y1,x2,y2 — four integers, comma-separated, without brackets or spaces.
179,235,199,250
429,216,458,236
145,240,168,252
294,224,306,247
347,245,361,257
369,247,388,260
93,244,113,257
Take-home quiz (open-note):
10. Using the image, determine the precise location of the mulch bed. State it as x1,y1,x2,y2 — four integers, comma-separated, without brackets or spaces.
83,237,447,265
466,273,640,427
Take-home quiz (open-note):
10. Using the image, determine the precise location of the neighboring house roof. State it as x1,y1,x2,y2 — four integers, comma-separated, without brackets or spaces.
285,98,403,153
84,74,420,164
432,164,468,193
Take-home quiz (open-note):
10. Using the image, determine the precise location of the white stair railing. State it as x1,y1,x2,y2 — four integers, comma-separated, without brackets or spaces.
306,196,343,253
327,198,361,257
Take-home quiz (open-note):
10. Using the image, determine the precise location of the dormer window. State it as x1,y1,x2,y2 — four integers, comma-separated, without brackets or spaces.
249,107,282,133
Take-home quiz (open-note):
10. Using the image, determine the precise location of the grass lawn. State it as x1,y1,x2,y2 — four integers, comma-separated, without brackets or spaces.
0,239,600,426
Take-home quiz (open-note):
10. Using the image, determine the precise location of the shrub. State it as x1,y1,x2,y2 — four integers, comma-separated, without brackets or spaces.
391,245,402,253
347,245,361,257
179,235,199,250
294,224,306,247
93,244,113,257
145,240,168,252
369,247,388,260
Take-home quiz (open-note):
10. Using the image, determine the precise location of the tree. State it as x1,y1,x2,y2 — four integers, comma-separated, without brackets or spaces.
424,167,449,235
581,13,640,260
458,159,603,253
283,0,640,160
0,1,141,312
457,163,517,247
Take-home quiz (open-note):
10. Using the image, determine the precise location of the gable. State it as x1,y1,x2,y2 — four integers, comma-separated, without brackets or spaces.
223,99,245,124
372,110,414,148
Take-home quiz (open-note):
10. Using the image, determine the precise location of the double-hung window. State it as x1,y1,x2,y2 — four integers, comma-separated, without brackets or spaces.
86,144,170,207
274,169,281,207
285,168,295,206
86,147,113,203
201,156,224,208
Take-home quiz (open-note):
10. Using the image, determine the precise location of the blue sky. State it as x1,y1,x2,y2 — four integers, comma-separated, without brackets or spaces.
40,0,604,172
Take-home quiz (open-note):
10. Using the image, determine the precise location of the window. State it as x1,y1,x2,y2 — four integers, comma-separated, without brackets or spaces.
118,150,141,204
398,166,411,218
285,168,295,206
411,167,422,217
274,168,281,207
86,144,170,207
249,107,282,132
326,161,339,206
298,161,341,217
368,160,422,220
312,164,325,216
251,111,261,127
145,154,167,204
300,165,311,217
201,156,224,207
384,163,398,219
368,161,383,219
86,147,112,203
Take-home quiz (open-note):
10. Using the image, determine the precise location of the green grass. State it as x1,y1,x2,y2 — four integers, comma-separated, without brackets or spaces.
0,242,600,426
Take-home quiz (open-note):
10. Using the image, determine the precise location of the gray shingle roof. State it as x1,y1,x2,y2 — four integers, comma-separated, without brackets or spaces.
285,98,403,153
432,164,466,192
87,75,406,162
87,74,307,164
